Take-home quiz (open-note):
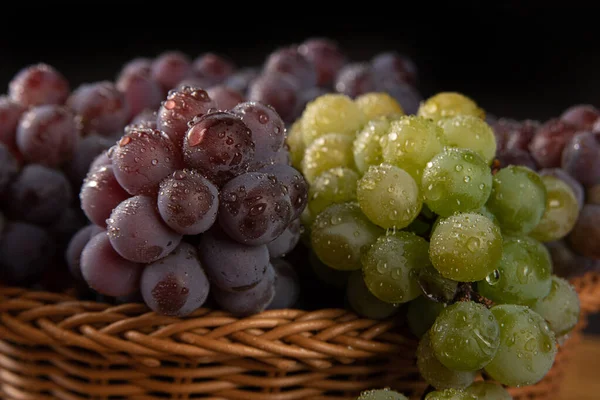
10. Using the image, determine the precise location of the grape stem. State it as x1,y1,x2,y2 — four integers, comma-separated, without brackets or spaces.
452,282,494,308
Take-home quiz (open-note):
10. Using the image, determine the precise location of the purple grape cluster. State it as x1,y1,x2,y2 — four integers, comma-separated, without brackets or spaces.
490,104,600,277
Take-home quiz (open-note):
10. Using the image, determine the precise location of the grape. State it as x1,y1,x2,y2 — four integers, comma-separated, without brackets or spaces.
247,72,300,124
268,258,301,310
309,250,350,288
80,232,144,297
407,295,446,338
529,175,580,242
263,46,317,89
89,149,112,172
352,116,391,175
259,163,308,219
183,111,255,186
218,171,292,245
311,202,383,271
334,62,376,98
362,231,429,303
67,81,130,137
224,67,260,94
273,147,291,166
206,85,245,110
115,68,162,120
538,168,584,210
117,57,153,80
380,115,444,181
0,96,25,151
130,109,158,128
587,183,600,205
285,120,305,171
484,304,556,387
197,225,269,291
107,195,182,263
294,87,329,125
156,169,219,235
357,388,408,400
417,332,477,390
503,119,540,152
437,115,497,165
300,93,365,145
425,389,477,400
297,37,347,87
266,218,301,258
302,133,356,186
531,276,580,336
430,212,502,282
357,163,422,230
478,235,552,305
65,134,114,186
9,63,70,107
430,301,500,371
421,147,493,217
0,222,55,285
192,52,235,85
559,104,600,130
379,81,423,116
418,92,485,122
151,50,192,92
417,264,460,303
80,165,131,228
545,239,594,278
308,167,358,216
0,143,19,192
464,382,511,400
568,204,600,259
4,164,72,225
140,242,210,317
485,165,547,235
528,118,578,169
346,270,400,319
371,51,418,87
111,127,183,195
66,224,104,282
212,262,276,316
354,92,404,121
561,131,600,186
156,85,217,148
496,148,538,171
299,206,314,246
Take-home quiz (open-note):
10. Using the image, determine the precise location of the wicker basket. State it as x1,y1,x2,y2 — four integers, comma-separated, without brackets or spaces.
0,270,598,400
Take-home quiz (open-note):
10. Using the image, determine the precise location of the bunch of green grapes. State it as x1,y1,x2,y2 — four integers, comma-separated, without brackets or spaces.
287,91,582,395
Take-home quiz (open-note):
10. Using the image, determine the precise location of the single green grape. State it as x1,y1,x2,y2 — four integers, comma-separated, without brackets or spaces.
429,212,503,282
484,304,557,387
286,119,305,171
353,117,392,175
357,163,422,230
417,92,485,122
529,175,580,242
477,235,553,305
425,389,477,400
437,115,497,165
309,250,350,289
476,205,500,227
464,382,512,400
421,147,493,217
301,93,366,146
417,332,477,390
380,115,445,181
355,92,405,121
299,207,314,247
308,167,359,216
485,165,547,235
407,296,447,338
362,231,430,303
311,202,383,271
430,301,500,371
302,133,356,184
357,388,409,400
531,276,580,336
346,270,400,319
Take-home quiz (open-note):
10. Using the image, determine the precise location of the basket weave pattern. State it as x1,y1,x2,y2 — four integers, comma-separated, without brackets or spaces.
0,271,598,400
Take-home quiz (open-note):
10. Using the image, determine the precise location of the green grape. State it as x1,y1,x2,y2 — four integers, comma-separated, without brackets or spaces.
417,332,477,390
407,296,447,338
301,93,366,145
430,301,500,371
380,115,445,181
484,304,557,387
437,115,497,165
421,147,493,217
531,276,580,336
477,235,552,305
485,165,547,235
417,264,459,303
311,202,383,271
357,388,409,400
362,231,430,303
355,92,405,121
357,163,422,230
302,133,356,184
346,270,400,319
425,389,477,400
529,175,580,242
464,382,512,400
429,212,503,282
417,92,485,122
309,251,350,288
308,167,359,216
286,119,305,171
353,117,391,175
476,205,500,227
300,207,315,247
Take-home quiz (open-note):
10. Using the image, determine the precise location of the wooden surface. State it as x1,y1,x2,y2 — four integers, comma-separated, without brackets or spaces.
555,334,600,400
